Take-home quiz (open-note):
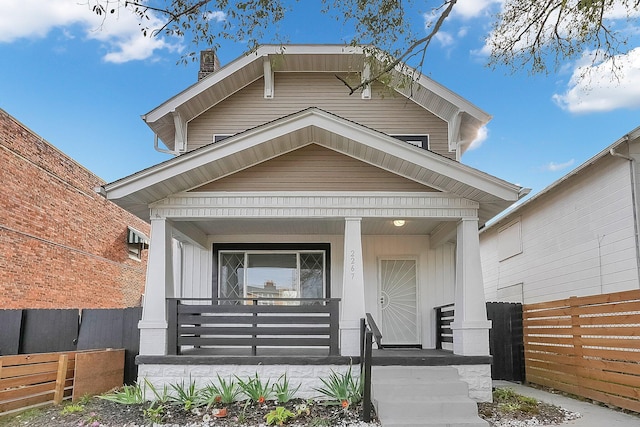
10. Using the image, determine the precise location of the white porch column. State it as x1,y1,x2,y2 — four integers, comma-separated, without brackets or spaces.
139,217,174,355
451,218,491,356
340,217,366,356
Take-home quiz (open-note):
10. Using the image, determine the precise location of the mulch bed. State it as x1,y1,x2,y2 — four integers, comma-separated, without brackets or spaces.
0,398,379,427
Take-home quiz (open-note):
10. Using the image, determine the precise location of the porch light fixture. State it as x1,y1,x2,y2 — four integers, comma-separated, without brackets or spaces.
393,220,406,227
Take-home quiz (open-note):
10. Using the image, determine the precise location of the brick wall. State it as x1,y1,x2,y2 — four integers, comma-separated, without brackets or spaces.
0,109,150,308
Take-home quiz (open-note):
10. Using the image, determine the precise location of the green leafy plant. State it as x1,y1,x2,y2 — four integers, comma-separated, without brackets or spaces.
493,388,539,415
236,372,273,403
143,402,166,424
169,378,202,410
314,365,362,408
144,378,170,404
272,373,301,403
99,383,145,404
265,406,296,426
199,374,243,406
60,403,84,415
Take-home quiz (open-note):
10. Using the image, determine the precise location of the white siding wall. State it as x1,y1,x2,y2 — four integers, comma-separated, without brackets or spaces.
176,233,455,348
480,155,639,304
187,73,451,159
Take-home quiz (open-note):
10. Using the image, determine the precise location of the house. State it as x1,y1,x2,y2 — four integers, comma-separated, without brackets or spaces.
101,45,526,406
0,108,150,309
480,126,640,304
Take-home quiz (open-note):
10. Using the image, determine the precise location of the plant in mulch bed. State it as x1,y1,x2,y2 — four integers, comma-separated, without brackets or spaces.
236,372,274,404
273,373,302,404
199,374,243,406
314,365,363,410
99,383,145,405
265,406,297,426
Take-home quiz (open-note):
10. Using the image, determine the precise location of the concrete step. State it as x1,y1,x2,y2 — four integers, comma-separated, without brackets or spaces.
373,366,461,381
380,418,489,427
371,366,488,427
374,396,480,418
372,379,469,397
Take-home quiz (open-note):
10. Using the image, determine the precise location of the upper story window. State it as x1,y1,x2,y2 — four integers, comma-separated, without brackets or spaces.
391,135,430,150
214,134,233,143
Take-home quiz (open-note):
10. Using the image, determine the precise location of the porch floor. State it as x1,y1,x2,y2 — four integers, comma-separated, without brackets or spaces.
136,348,491,366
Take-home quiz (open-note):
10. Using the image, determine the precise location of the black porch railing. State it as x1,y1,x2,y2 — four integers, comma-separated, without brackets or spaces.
360,313,382,423
434,303,454,349
167,298,340,356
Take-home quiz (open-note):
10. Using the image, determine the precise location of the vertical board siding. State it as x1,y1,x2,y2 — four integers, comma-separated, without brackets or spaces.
178,243,212,299
523,290,640,413
187,73,452,159
191,144,436,192
480,156,638,304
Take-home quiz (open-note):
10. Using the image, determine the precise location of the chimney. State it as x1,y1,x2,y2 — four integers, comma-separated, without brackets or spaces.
198,49,220,81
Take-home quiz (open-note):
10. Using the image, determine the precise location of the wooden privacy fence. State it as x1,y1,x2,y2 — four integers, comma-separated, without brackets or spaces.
0,349,124,416
523,289,640,413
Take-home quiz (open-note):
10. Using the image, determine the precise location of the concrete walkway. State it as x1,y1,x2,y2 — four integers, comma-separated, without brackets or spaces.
493,381,640,427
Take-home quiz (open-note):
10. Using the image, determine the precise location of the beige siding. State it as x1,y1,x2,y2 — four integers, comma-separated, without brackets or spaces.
191,144,437,192
480,154,639,304
187,73,451,159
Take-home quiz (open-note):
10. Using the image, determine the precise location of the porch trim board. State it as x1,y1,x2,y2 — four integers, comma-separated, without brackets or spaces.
149,191,480,220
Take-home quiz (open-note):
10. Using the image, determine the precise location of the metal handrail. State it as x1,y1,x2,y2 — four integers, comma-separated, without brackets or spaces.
360,313,382,423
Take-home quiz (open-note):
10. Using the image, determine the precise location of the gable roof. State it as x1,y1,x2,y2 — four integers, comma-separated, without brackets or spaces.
105,108,523,223
480,125,640,233
143,45,491,155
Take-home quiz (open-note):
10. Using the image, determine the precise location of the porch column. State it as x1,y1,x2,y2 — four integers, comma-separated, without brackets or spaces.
340,217,366,356
139,217,174,355
451,217,491,356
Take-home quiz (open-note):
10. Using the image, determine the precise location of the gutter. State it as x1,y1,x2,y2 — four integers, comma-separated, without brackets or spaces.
610,139,640,287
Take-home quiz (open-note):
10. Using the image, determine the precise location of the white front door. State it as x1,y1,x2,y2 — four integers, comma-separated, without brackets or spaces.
378,258,419,345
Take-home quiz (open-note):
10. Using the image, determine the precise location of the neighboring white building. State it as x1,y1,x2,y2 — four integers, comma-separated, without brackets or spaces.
101,45,526,405
480,127,640,304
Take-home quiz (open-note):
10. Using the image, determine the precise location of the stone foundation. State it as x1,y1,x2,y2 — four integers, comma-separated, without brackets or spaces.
452,364,492,402
138,364,357,399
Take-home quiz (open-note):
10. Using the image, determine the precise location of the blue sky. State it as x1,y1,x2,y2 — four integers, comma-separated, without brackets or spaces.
1,0,639,205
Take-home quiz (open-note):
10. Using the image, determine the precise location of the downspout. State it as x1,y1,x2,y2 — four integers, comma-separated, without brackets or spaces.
154,134,179,156
610,139,640,288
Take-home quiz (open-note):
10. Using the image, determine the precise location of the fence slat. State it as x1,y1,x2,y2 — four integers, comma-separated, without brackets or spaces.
524,290,640,413
53,354,68,405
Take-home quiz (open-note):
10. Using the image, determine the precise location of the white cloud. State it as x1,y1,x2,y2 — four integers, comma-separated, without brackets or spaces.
452,0,502,20
553,47,640,113
435,31,455,47
468,126,488,150
0,0,185,63
544,159,575,172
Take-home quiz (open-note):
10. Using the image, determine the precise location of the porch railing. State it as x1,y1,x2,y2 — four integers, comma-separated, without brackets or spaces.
167,298,340,356
434,303,454,349
360,313,382,423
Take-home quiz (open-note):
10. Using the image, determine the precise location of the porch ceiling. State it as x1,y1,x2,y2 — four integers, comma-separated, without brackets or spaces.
177,217,444,236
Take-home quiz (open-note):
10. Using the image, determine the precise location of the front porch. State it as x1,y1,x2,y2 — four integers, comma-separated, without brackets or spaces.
136,300,493,403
